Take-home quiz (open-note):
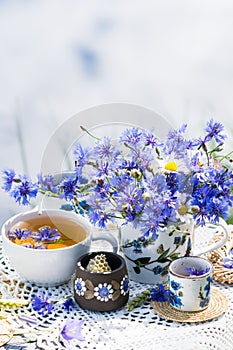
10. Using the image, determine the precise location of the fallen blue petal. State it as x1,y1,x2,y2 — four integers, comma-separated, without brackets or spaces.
18,314,39,325
222,257,233,269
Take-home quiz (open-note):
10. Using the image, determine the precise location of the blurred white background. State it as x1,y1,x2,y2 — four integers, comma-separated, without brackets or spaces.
1,0,233,225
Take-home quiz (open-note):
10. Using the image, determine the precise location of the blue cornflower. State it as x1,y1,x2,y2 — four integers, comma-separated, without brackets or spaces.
37,173,58,193
135,148,154,169
94,181,111,199
184,267,210,276
191,167,233,225
166,172,179,195
59,318,85,344
94,212,111,228
222,249,233,268
59,177,78,201
139,191,177,238
190,152,203,171
109,172,131,194
94,136,118,159
120,160,140,171
7,228,31,241
2,169,16,191
222,257,233,269
139,213,162,240
18,314,39,325
162,124,189,159
10,175,38,205
97,161,110,176
115,184,144,221
192,194,229,226
31,291,54,316
151,284,168,302
63,298,74,313
142,130,160,148
31,226,61,242
34,244,47,249
86,197,116,227
76,200,91,215
204,118,226,144
73,143,91,168
120,127,142,146
146,173,168,193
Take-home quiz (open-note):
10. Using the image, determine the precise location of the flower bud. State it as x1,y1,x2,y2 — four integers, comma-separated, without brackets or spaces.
142,192,151,201
190,205,200,214
130,169,142,180
121,203,129,211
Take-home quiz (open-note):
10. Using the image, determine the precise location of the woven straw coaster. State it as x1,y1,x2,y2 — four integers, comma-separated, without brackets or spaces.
208,231,233,284
151,288,228,323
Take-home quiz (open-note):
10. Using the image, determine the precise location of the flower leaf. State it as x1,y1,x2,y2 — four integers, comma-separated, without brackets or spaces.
84,291,94,300
112,290,121,301
133,266,141,274
169,252,180,260
157,248,170,262
111,280,120,290
135,257,151,266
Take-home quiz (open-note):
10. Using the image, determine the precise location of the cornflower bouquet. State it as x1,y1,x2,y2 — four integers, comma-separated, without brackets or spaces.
2,119,233,238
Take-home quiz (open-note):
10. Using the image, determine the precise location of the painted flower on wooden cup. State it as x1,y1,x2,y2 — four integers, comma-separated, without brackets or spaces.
74,278,87,297
94,283,114,302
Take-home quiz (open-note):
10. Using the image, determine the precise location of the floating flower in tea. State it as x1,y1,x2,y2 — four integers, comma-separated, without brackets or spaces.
6,215,80,250
184,266,211,276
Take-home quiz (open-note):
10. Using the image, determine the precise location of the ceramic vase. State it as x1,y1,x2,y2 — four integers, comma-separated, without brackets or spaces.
120,218,228,284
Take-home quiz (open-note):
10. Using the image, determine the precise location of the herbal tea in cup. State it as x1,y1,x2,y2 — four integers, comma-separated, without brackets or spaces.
1,209,118,286
7,215,88,250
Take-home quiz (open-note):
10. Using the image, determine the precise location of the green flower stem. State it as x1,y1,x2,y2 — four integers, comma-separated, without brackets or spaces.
38,189,61,197
80,125,100,140
54,295,73,305
126,287,151,311
215,150,233,161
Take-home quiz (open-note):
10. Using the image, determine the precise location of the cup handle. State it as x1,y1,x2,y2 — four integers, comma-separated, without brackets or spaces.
192,217,229,256
91,230,118,253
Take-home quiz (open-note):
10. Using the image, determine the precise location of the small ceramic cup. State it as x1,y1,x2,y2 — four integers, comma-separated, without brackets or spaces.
168,256,213,312
73,251,129,312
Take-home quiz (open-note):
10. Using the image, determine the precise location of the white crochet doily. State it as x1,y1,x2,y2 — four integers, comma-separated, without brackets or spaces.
0,226,233,350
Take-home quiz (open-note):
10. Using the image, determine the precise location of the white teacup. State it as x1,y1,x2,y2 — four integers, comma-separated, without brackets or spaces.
168,256,213,312
1,209,118,286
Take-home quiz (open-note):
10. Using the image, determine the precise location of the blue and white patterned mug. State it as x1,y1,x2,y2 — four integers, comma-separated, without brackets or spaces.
168,256,213,312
